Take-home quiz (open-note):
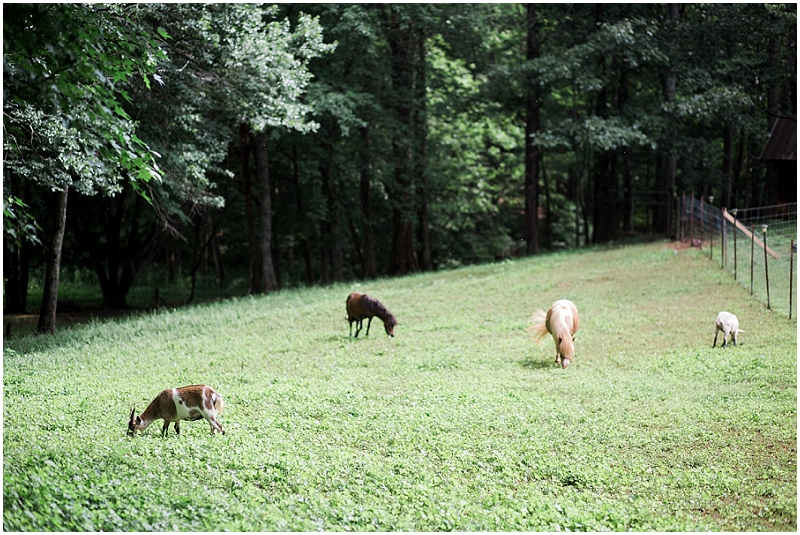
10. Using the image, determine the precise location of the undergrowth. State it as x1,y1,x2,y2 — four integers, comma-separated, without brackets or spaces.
4,241,796,531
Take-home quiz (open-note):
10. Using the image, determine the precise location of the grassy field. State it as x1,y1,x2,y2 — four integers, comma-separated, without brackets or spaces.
3,240,796,531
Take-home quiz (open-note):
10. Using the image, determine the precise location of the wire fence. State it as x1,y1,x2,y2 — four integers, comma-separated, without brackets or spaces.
678,194,797,320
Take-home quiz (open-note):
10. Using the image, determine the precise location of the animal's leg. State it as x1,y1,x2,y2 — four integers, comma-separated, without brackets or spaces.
365,317,373,336
205,415,224,435
214,418,225,435
161,420,170,437
349,320,353,337
174,421,181,436
354,320,362,338
713,328,719,347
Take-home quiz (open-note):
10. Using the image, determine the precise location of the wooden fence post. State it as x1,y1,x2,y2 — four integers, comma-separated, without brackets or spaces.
721,211,726,269
709,196,714,260
731,209,738,280
762,225,770,309
790,239,794,320
750,225,755,295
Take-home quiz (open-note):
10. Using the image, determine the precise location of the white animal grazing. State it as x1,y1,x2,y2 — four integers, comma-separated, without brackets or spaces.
713,311,744,348
128,385,225,437
528,299,580,368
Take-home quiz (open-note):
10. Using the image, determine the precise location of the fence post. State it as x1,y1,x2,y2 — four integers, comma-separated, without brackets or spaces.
680,191,685,241
790,239,794,320
731,208,738,280
709,196,714,260
750,225,755,295
700,197,705,250
721,211,726,269
762,224,770,309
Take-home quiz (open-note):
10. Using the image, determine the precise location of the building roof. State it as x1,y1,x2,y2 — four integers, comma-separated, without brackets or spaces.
759,115,797,161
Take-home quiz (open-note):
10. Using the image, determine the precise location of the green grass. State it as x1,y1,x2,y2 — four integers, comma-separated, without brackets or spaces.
4,241,796,531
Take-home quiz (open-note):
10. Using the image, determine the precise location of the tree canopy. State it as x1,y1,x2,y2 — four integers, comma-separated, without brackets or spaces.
3,3,796,326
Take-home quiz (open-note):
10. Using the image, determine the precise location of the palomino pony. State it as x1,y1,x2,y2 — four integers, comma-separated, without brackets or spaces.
346,292,397,337
527,299,580,368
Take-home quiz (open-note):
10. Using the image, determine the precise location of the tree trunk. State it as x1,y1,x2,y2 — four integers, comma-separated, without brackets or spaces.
186,213,204,305
116,192,157,308
347,216,365,278
321,153,343,282
37,186,68,335
359,127,377,279
732,128,745,209
4,175,31,314
105,191,126,308
764,35,780,203
386,5,417,276
656,3,679,236
211,229,226,288
166,245,178,281
591,33,620,244
722,122,733,208
541,153,551,248
618,63,633,235
622,151,633,234
74,187,157,309
593,151,620,243
253,130,279,292
319,222,330,285
4,241,30,314
524,3,540,255
291,146,314,285
390,218,416,276
415,28,431,271
240,122,261,294
767,35,780,132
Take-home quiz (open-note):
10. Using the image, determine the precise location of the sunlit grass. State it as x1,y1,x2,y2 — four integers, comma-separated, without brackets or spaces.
4,240,796,531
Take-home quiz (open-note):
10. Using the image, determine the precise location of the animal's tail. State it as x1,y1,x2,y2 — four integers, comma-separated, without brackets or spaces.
526,309,549,344
214,393,225,416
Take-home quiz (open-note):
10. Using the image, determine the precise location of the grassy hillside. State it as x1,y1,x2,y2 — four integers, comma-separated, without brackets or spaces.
3,241,796,531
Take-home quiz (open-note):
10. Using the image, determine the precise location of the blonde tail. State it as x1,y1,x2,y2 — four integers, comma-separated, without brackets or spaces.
214,393,225,416
526,309,549,344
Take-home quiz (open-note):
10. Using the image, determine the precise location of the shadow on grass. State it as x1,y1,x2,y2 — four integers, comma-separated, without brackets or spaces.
518,357,558,370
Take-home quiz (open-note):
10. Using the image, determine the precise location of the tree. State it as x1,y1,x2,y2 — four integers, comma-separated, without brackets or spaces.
79,4,330,299
3,4,163,331
655,3,679,236
524,4,541,254
221,5,333,292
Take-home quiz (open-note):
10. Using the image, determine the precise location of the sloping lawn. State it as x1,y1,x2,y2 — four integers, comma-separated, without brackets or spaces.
4,241,796,531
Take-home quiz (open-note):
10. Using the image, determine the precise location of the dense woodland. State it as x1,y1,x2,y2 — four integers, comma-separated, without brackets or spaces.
3,4,797,333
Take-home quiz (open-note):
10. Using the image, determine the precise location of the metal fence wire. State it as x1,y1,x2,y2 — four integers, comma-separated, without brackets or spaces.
679,194,797,319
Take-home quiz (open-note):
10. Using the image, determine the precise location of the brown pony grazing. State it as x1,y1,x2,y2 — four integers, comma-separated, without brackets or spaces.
346,292,397,337
527,299,580,368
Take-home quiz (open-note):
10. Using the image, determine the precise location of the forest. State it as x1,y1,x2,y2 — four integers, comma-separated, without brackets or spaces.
3,4,797,333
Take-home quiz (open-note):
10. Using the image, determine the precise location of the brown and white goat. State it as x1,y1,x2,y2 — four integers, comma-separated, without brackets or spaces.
127,385,225,437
